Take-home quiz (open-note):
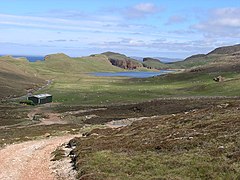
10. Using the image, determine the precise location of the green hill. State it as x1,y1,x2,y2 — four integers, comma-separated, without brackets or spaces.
143,57,171,69
0,56,44,100
0,53,124,100
124,44,240,71
171,54,214,69
169,44,240,71
207,44,240,55
31,53,122,74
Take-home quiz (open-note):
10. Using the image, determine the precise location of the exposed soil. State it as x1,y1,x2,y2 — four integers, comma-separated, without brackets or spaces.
0,135,78,180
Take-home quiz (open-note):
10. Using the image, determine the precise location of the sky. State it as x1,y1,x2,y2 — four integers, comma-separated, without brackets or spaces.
0,0,240,58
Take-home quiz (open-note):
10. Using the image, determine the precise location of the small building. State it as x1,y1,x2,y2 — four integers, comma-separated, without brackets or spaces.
28,94,52,105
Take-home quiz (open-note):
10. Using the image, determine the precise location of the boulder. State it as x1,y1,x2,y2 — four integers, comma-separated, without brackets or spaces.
213,76,224,82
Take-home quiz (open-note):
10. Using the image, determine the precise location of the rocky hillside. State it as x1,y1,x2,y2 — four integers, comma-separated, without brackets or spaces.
102,52,143,70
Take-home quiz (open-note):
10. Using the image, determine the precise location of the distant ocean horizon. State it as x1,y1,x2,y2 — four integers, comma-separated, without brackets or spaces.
15,55,45,62
0,55,45,62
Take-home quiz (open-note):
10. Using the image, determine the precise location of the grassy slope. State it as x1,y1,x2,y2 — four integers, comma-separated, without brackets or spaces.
143,59,170,69
70,98,240,179
30,53,122,74
140,55,224,70
144,44,240,70
171,55,218,68
171,44,240,69
0,53,124,100
0,56,45,99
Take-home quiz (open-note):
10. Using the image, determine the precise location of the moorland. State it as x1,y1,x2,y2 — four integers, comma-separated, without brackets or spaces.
1,44,240,179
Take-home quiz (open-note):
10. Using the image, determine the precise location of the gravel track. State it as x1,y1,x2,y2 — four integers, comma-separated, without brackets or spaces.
0,135,77,180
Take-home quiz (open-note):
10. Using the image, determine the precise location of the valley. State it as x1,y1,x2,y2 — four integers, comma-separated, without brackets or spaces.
1,44,240,179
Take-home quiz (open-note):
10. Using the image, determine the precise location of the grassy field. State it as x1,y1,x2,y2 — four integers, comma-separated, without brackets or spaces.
2,51,240,105
35,70,240,105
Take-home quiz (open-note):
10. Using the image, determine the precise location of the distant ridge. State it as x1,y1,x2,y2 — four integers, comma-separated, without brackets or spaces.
142,57,170,70
130,56,182,63
174,44,240,72
207,44,240,55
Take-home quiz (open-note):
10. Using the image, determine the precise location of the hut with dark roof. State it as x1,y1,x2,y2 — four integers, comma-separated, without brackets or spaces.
28,94,52,104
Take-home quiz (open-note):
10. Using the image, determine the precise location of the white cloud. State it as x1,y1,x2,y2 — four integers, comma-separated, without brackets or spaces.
134,3,158,13
89,37,215,55
193,8,240,38
89,38,146,48
214,8,240,17
212,18,240,27
0,13,145,35
124,3,163,18
166,15,186,25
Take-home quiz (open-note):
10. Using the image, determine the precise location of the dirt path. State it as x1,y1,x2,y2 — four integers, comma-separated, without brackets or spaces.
0,135,78,180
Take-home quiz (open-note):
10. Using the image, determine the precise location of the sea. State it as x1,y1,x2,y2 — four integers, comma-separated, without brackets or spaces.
0,55,45,62
15,56,45,62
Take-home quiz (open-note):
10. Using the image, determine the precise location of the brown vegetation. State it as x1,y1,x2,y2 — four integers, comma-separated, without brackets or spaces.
67,97,240,179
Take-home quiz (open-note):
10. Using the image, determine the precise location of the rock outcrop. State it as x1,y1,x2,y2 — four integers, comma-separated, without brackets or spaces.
102,52,143,70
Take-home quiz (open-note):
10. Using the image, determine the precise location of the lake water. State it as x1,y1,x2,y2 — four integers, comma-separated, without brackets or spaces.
92,70,173,78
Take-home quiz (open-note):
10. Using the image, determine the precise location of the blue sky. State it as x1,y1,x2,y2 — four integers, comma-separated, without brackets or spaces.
0,0,240,58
